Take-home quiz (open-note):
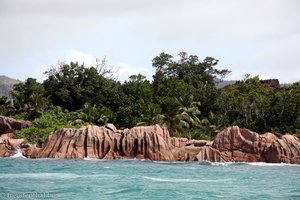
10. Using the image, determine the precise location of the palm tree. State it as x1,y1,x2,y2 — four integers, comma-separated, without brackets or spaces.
157,96,202,138
156,113,186,137
0,96,14,115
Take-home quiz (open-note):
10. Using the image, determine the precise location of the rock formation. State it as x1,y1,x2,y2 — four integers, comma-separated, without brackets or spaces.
196,146,228,162
36,124,175,161
264,134,300,164
212,126,279,162
0,133,24,157
0,116,299,164
0,116,32,156
0,116,32,134
32,124,300,163
21,143,40,158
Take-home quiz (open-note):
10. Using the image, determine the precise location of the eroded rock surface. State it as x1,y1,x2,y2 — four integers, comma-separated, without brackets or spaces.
212,126,278,162
36,124,175,161
0,133,24,157
0,117,299,164
196,146,229,162
264,134,300,164
32,125,300,163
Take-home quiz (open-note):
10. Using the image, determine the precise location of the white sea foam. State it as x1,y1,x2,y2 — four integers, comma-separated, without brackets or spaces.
10,149,26,159
248,162,299,167
153,160,186,164
210,162,245,166
0,173,116,179
83,157,98,161
0,173,78,179
83,157,111,162
199,160,300,167
142,176,233,183
103,188,132,195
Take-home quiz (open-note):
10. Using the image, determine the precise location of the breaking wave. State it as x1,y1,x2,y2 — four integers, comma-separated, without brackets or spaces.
142,176,233,183
9,149,26,159
198,160,300,167
0,173,116,179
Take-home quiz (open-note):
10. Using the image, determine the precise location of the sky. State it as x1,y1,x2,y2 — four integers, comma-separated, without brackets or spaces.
0,0,300,83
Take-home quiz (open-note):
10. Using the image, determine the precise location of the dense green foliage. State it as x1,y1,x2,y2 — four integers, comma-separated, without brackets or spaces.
15,106,85,145
1,52,300,144
216,77,300,133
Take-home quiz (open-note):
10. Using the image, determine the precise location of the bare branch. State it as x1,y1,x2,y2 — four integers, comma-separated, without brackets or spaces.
95,57,118,80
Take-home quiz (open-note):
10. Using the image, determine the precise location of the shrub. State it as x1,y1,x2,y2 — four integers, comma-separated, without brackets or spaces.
15,106,85,145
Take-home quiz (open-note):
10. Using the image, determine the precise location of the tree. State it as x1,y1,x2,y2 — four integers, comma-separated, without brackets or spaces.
268,81,300,133
129,74,146,82
0,96,14,116
11,78,49,119
152,52,229,118
116,74,158,128
152,52,231,86
95,57,118,80
216,76,272,132
43,62,117,111
156,96,202,137
73,103,112,126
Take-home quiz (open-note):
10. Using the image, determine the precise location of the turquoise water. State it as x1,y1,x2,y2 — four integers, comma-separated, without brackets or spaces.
0,156,299,200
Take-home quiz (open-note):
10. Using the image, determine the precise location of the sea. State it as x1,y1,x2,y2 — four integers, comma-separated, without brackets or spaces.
0,153,299,200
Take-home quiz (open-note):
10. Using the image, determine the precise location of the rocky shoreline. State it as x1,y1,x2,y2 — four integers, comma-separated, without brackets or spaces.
1,116,300,163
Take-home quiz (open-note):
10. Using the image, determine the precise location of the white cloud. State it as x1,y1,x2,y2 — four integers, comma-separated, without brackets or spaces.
253,34,300,83
64,50,96,67
116,62,154,82
1,0,300,83
30,66,48,83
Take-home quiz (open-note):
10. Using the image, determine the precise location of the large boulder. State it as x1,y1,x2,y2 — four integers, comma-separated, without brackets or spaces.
212,126,278,162
264,134,300,164
37,125,116,159
120,125,174,160
0,116,32,134
36,124,175,161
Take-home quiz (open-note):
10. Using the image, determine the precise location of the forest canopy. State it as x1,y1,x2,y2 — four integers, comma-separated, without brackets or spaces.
1,52,299,144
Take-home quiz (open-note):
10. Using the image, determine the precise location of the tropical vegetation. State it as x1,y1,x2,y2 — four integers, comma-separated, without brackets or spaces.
0,52,299,144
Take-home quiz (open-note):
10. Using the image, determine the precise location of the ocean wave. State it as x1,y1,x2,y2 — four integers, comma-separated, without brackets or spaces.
153,160,188,164
142,176,233,183
9,149,27,159
0,173,116,179
198,160,300,167
247,162,300,167
83,157,99,161
197,160,240,166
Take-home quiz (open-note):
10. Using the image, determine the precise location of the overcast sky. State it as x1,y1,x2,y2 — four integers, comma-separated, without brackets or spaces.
1,0,300,83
